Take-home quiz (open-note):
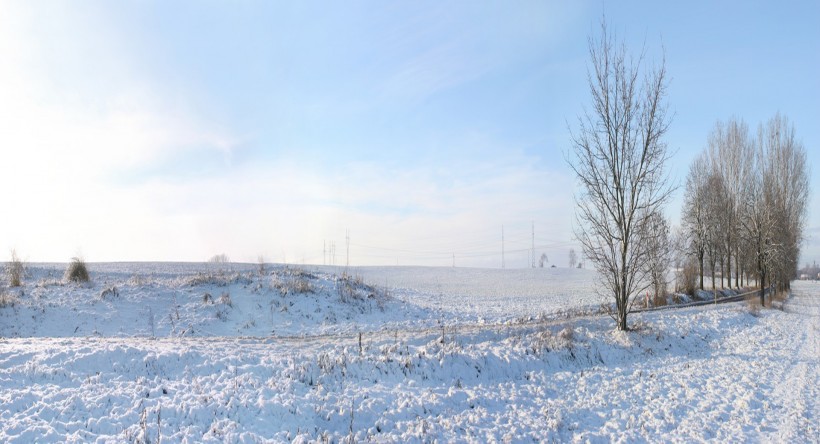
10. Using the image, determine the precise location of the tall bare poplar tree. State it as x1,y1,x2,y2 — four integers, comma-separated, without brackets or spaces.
758,114,810,294
645,211,672,301
705,118,753,289
734,113,809,305
568,21,673,330
682,153,709,291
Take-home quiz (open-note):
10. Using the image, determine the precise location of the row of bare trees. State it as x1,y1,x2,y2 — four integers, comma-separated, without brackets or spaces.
681,114,810,305
570,20,811,330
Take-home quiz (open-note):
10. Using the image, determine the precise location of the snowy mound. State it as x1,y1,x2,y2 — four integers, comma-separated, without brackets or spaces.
0,263,434,338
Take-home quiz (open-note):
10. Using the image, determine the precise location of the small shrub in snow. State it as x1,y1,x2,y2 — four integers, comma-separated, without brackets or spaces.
292,275,313,294
257,255,267,276
746,296,762,317
336,272,388,310
530,324,575,354
771,290,788,310
0,291,19,308
214,294,231,321
6,249,24,287
185,272,251,288
99,286,119,301
128,274,146,286
202,292,213,304
558,326,574,343
272,268,316,295
677,259,699,296
64,257,90,283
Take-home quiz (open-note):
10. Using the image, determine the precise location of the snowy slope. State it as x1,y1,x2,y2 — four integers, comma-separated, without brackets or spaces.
0,263,437,338
0,264,817,442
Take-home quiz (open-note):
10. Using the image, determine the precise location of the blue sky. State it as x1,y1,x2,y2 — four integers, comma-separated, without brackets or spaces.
1,1,818,267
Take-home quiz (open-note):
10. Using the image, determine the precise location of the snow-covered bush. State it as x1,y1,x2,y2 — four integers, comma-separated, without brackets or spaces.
184,272,250,287
272,268,316,295
64,257,90,283
529,325,575,354
336,272,388,310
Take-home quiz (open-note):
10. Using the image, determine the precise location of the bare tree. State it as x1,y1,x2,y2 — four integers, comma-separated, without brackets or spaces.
760,114,810,293
568,21,673,331
741,147,778,306
740,113,810,305
208,253,230,264
644,211,671,301
707,118,754,289
703,169,729,297
682,153,709,291
568,249,578,269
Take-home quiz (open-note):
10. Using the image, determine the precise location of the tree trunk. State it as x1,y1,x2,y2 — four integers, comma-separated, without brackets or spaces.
711,262,716,291
711,260,717,303
735,246,740,288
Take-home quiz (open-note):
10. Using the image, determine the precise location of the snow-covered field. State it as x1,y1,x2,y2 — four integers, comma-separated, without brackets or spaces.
0,263,817,442
331,265,603,321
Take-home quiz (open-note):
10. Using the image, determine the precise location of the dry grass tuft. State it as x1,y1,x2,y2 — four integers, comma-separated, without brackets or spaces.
530,324,575,354
99,286,119,301
746,295,762,317
652,293,667,308
65,257,90,283
770,290,789,311
7,249,24,287
676,260,699,296
272,268,316,296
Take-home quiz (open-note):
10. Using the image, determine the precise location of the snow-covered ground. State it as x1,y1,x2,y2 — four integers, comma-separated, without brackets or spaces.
327,265,604,321
0,263,817,442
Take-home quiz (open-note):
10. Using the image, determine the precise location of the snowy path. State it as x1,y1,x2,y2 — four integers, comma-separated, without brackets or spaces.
771,284,820,441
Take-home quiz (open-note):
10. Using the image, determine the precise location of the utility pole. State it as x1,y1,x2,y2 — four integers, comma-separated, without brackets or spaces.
323,240,326,266
345,229,350,269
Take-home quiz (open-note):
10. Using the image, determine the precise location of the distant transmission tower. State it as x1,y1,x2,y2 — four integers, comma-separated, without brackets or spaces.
502,225,505,269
